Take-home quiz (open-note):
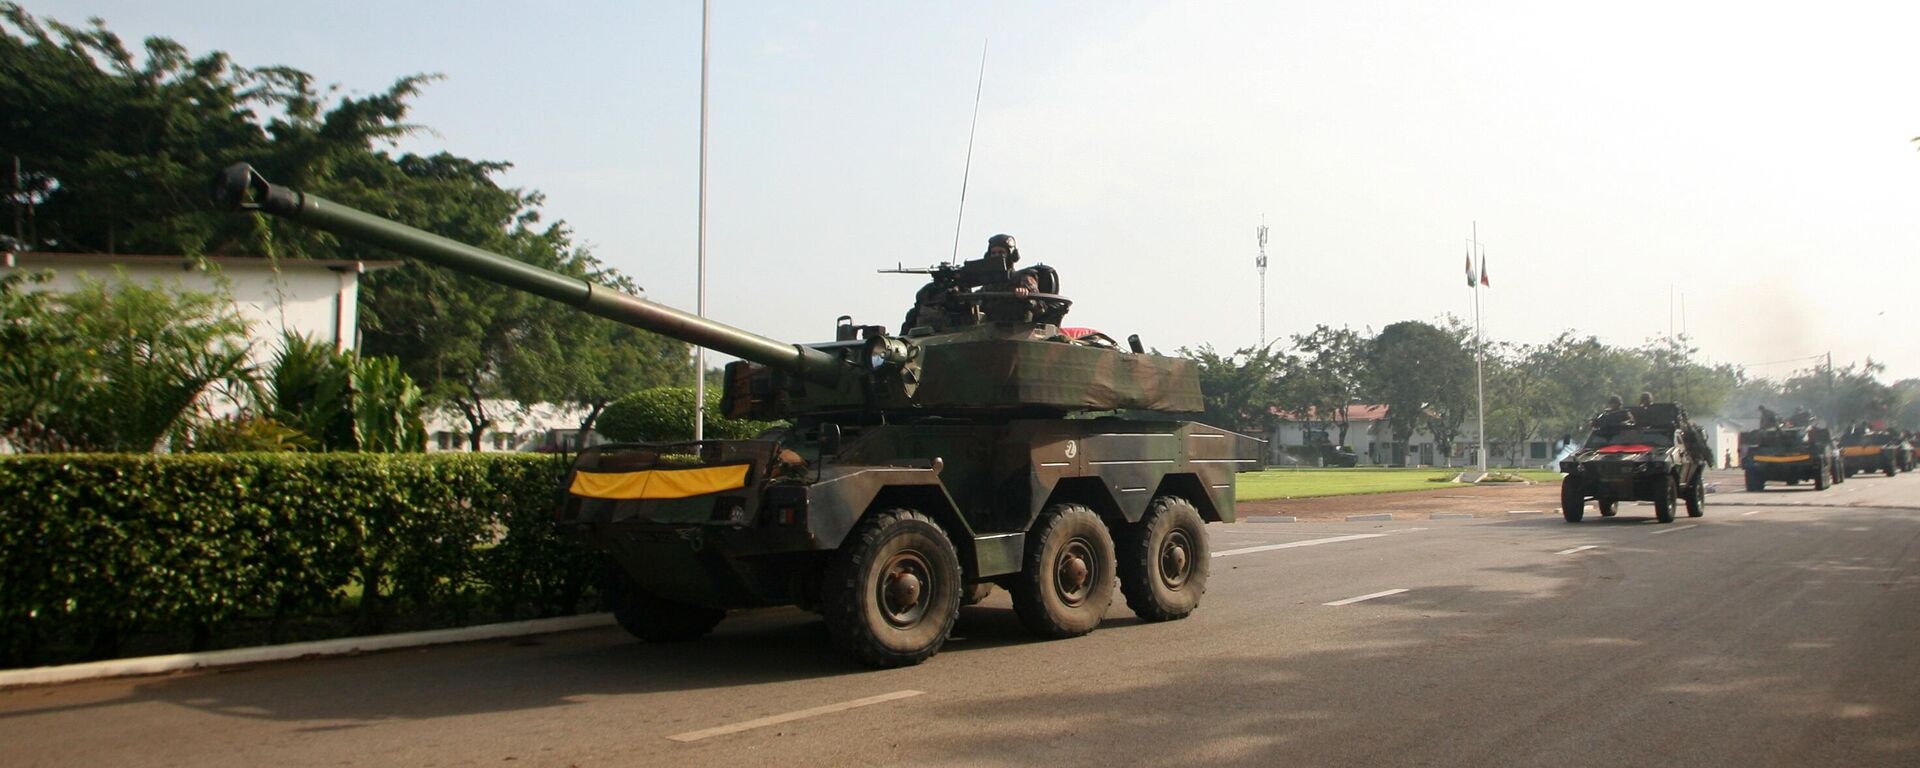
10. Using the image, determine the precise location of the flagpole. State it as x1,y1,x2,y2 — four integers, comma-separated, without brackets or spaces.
693,0,711,442
1473,223,1487,475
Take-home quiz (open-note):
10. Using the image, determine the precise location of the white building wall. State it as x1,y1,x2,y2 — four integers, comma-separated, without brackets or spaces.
3,253,389,372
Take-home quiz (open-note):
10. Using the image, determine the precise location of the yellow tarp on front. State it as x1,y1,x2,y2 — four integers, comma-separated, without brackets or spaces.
1751,454,1811,463
569,464,750,500
1841,446,1882,458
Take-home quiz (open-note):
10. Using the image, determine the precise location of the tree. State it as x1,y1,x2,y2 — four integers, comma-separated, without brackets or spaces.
1637,334,1740,418
3,8,646,449
1780,360,1894,429
1483,342,1555,465
1178,344,1286,433
1279,325,1370,447
497,262,691,435
1367,321,1471,465
1529,332,1649,442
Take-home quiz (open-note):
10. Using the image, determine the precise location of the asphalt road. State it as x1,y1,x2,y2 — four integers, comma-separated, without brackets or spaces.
4,472,1918,767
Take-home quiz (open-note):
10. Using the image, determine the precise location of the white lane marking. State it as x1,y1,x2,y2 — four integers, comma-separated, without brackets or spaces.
1650,525,1699,536
1742,510,1762,516
1323,588,1410,606
666,690,925,742
1556,545,1599,555
1213,533,1389,558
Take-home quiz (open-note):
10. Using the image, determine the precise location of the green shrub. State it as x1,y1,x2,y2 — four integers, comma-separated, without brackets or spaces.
597,385,780,443
0,452,594,667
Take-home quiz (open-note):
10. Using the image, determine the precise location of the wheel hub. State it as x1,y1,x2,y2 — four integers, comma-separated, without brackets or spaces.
886,570,922,613
1055,539,1094,606
1159,530,1193,589
878,551,932,628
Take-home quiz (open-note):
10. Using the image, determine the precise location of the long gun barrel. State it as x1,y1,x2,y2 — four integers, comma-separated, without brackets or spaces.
213,164,844,385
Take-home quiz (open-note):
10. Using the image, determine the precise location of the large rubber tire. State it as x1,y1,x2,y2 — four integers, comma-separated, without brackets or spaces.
1560,479,1585,523
1833,463,1845,484
1814,467,1830,491
605,565,726,643
821,508,962,668
1885,459,1897,478
1598,499,1618,517
1653,476,1678,524
1745,469,1765,492
1010,503,1117,639
1119,495,1210,622
1684,478,1705,518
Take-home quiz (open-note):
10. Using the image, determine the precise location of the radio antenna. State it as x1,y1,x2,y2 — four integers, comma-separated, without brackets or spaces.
950,40,988,262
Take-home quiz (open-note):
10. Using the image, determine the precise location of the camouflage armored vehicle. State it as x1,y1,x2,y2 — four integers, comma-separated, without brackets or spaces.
215,165,1263,668
1558,402,1711,523
1839,427,1903,478
1284,429,1358,468
1738,423,1840,491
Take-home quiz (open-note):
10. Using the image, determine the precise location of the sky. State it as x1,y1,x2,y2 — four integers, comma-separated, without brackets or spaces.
27,1,1920,383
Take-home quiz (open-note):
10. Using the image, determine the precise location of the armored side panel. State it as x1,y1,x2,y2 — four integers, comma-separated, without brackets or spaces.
725,323,1203,420
909,337,1202,413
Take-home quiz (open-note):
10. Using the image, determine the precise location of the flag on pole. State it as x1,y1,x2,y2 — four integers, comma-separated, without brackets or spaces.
1480,253,1490,287
1465,248,1475,287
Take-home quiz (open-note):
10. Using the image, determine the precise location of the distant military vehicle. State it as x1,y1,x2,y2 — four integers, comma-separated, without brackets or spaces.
1300,429,1359,468
1738,424,1840,491
215,164,1264,668
1839,428,1902,478
1559,402,1712,523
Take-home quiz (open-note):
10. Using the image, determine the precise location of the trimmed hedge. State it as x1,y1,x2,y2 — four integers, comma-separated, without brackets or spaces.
0,452,598,668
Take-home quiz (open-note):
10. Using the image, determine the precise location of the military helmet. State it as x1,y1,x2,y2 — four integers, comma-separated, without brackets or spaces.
986,233,1019,263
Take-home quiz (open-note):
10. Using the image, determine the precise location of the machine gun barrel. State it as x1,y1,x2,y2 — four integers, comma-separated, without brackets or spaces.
213,164,844,385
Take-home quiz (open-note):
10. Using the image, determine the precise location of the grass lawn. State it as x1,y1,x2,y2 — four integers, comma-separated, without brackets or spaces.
1236,467,1565,501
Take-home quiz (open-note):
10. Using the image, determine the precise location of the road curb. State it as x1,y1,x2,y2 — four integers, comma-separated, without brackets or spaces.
0,613,616,690
1246,515,1298,523
1345,513,1393,522
1430,512,1474,520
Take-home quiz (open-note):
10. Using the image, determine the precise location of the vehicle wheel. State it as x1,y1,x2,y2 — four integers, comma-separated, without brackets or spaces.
1885,460,1897,478
1832,463,1844,484
962,583,994,606
1846,467,1856,478
605,565,726,642
1560,479,1585,523
821,508,962,668
1786,479,1799,486
1653,476,1678,523
1598,499,1617,517
1814,468,1830,491
1010,503,1117,638
1684,479,1705,517
1119,495,1210,622
1745,469,1764,492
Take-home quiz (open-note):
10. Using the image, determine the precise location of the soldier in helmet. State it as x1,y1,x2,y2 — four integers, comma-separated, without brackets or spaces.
1592,395,1634,437
901,234,1057,333
973,234,1048,323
